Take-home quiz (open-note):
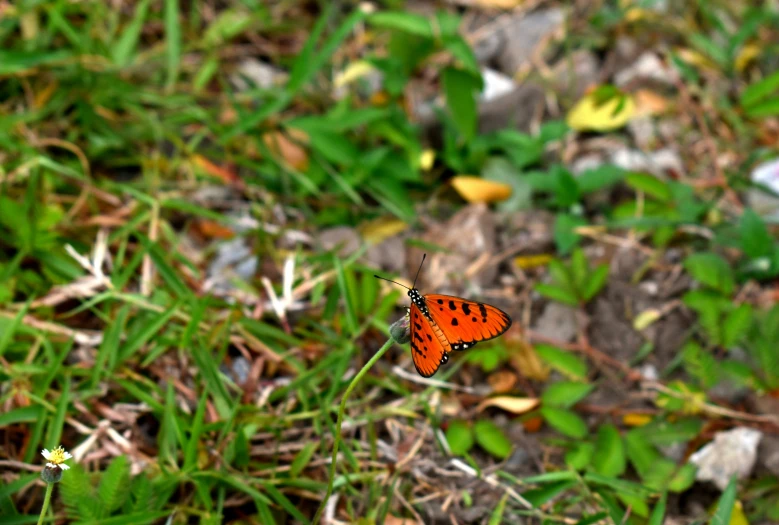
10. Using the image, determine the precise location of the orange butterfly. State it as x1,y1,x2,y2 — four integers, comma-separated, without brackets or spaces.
376,255,512,378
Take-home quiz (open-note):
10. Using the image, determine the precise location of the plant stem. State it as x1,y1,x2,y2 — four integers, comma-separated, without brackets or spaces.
37,483,54,525
312,338,394,524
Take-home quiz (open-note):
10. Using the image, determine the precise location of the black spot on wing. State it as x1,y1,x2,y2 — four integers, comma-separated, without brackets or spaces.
462,303,471,315
414,332,424,343
478,303,487,318
448,300,457,311
471,317,477,322
437,299,444,304
414,322,422,331
426,333,433,342
451,318,459,326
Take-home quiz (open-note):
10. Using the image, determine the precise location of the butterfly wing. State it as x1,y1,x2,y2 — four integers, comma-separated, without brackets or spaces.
423,294,512,351
409,304,451,378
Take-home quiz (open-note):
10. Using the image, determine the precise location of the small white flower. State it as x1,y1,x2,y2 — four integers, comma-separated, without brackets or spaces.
41,446,72,470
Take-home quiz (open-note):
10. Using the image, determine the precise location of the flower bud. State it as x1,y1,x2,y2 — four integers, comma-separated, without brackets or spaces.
390,310,411,344
41,465,64,484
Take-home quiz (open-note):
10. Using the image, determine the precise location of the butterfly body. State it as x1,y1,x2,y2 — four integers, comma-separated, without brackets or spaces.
406,288,512,378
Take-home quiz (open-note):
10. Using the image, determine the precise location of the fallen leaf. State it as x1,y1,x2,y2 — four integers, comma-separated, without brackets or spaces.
674,47,719,72
634,89,669,117
622,413,652,427
193,220,235,240
334,60,377,89
262,130,309,171
633,308,661,331
487,370,518,393
523,415,543,433
566,86,636,132
359,216,408,244
451,175,512,203
192,155,243,187
477,396,539,414
509,339,550,382
514,253,553,270
34,80,58,109
735,44,760,73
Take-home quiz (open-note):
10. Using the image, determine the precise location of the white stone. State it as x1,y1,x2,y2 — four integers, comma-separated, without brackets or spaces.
689,427,763,491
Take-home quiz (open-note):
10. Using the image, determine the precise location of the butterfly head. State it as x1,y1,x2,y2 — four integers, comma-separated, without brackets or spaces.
407,288,429,315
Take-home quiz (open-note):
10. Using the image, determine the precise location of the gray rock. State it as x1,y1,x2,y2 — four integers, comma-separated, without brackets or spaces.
495,9,565,75
551,50,600,101
230,58,287,91
532,302,578,343
689,427,763,491
319,226,361,256
758,435,779,477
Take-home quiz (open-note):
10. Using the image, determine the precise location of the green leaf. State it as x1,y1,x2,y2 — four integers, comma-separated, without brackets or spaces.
112,0,152,66
577,165,625,194
164,0,181,89
581,264,610,301
722,304,753,348
0,50,73,74
521,480,577,507
740,208,773,259
710,476,737,525
542,381,594,409
566,441,595,470
648,493,667,525
744,98,779,118
683,252,735,295
540,406,588,439
488,492,509,525
442,67,481,141
590,424,626,477
534,283,580,306
290,442,317,478
304,128,360,166
98,455,130,514
553,213,587,256
535,344,588,380
446,420,474,456
473,420,512,459
741,70,779,108
482,157,532,212
368,11,433,37
625,172,672,202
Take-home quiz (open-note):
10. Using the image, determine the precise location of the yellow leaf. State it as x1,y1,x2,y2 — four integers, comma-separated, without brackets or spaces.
735,44,760,73
729,501,749,525
477,396,539,414
624,7,659,23
334,60,377,89
567,88,636,132
510,340,550,382
514,254,553,270
34,80,59,109
359,216,408,244
451,176,512,203
622,413,652,427
419,149,436,171
674,47,719,72
633,308,661,331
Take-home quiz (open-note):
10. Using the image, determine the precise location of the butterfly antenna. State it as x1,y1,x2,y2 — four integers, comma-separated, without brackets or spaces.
412,253,426,289
374,274,410,290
